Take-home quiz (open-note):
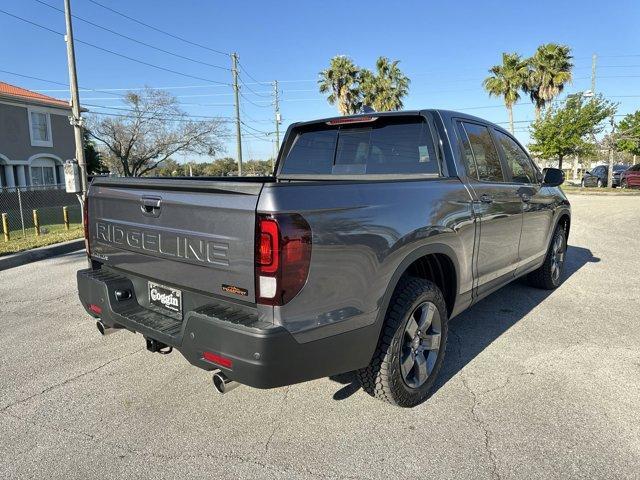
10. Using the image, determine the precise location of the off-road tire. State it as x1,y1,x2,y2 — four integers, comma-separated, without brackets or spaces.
357,277,448,407
528,226,567,290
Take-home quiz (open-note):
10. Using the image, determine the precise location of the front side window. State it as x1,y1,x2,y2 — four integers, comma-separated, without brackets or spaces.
29,110,52,147
281,117,439,176
494,130,536,183
461,122,505,182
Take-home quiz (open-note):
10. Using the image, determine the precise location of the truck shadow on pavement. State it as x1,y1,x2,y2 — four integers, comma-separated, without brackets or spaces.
329,245,600,403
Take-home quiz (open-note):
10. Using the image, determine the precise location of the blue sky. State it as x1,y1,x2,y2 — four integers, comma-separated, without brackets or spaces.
1,0,639,161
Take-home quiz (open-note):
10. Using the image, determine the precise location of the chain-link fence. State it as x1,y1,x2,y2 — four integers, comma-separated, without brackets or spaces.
0,184,82,241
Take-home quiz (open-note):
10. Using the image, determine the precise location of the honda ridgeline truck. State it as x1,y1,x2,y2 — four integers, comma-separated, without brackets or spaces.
77,110,570,407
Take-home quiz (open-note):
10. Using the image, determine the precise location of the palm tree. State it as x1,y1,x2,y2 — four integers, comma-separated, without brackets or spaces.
361,57,410,111
318,56,362,115
483,52,529,134
525,43,574,120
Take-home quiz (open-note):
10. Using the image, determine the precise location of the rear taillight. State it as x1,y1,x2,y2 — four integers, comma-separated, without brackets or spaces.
255,213,312,306
82,196,90,256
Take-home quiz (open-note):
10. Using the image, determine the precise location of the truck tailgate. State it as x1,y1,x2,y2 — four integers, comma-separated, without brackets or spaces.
88,177,262,303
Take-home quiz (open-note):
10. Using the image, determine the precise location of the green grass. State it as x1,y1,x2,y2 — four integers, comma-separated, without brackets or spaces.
562,185,640,196
0,223,84,257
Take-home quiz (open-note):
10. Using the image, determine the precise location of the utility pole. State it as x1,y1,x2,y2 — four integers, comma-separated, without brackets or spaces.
587,53,598,174
273,80,281,171
63,0,87,196
591,53,597,95
231,53,243,176
607,115,615,188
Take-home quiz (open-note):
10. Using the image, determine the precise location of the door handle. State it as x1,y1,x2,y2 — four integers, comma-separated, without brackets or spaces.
140,196,162,217
480,194,493,204
519,192,531,203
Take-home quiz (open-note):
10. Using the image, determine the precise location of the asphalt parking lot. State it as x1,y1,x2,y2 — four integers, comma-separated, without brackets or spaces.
1,194,639,479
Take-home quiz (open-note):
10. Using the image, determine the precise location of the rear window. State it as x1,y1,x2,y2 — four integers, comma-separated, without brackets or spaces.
280,117,439,176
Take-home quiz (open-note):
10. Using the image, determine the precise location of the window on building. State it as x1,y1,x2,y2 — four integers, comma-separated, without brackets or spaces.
29,109,53,147
31,166,56,186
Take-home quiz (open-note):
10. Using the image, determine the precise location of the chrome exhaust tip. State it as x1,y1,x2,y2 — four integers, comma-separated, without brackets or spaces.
212,371,240,394
96,320,118,336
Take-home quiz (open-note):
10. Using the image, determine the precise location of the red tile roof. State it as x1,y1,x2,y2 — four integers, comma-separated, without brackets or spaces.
0,81,70,108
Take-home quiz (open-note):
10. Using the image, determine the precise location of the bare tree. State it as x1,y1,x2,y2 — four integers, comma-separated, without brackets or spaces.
88,87,227,176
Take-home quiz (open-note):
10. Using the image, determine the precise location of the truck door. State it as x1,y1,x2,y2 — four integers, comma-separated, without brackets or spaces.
492,129,555,272
455,121,523,298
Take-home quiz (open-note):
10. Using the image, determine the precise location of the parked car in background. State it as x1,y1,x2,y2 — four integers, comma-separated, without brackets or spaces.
581,164,628,187
620,164,640,188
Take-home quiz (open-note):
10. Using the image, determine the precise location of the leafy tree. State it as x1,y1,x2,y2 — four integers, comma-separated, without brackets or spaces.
244,159,273,176
483,52,529,134
88,87,227,176
529,93,616,169
318,55,410,115
615,110,640,157
82,129,107,174
202,157,236,176
525,43,574,120
360,57,410,111
318,56,362,115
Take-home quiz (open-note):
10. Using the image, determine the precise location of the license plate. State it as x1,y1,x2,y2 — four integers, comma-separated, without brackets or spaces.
148,282,182,315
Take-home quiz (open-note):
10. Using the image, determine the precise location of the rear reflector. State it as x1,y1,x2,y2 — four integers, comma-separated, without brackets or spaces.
326,116,378,125
203,351,233,369
88,303,102,315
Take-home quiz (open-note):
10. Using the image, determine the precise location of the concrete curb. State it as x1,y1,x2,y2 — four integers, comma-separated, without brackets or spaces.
0,239,85,272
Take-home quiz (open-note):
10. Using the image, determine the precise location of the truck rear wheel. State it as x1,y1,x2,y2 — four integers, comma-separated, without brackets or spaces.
357,277,448,407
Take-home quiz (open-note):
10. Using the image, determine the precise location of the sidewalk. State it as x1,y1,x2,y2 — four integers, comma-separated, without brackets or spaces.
0,238,85,271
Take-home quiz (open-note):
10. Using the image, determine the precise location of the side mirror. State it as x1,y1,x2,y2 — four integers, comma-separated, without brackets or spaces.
585,170,591,175
542,167,565,187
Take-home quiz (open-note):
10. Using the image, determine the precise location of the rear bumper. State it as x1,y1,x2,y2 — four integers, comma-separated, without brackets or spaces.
77,268,378,389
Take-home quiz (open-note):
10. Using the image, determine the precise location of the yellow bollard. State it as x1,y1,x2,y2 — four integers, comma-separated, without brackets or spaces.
63,206,70,231
2,213,9,242
32,209,40,236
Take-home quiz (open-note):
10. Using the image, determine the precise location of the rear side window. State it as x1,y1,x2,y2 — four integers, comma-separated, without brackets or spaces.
456,122,478,179
494,130,537,183
281,117,439,175
460,122,505,182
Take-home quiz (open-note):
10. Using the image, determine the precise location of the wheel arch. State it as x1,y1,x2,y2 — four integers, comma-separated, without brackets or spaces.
376,243,460,335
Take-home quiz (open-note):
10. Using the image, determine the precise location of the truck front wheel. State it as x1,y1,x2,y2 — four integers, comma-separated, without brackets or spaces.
527,226,567,290
357,277,448,407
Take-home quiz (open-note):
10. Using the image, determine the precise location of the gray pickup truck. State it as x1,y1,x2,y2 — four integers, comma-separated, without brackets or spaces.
77,110,570,407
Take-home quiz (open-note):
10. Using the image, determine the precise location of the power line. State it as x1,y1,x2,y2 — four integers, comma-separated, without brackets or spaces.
84,102,234,121
240,121,272,135
87,0,230,57
34,0,230,71
238,77,271,98
0,68,128,100
0,8,230,86
237,61,271,86
241,128,273,142
240,91,272,108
